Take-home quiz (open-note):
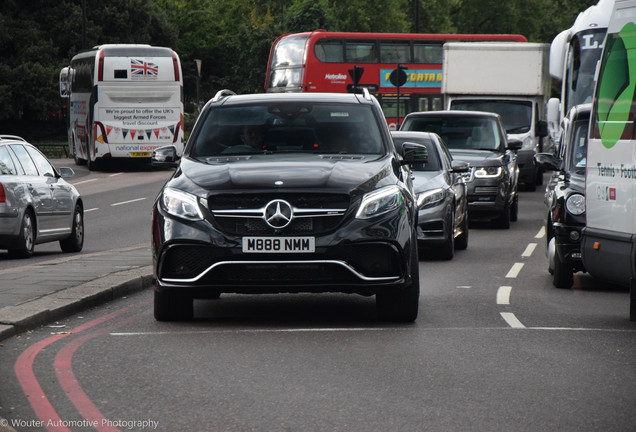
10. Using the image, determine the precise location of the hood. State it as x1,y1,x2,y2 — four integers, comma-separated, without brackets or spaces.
171,153,396,194
412,171,446,193
449,149,504,167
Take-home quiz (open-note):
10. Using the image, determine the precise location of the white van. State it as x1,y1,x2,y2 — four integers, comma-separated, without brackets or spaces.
585,0,636,320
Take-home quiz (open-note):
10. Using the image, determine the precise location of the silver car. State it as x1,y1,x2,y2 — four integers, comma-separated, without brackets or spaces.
392,131,469,260
0,135,84,258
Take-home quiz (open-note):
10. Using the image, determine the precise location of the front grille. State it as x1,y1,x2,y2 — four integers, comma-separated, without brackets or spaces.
474,186,499,194
208,192,350,236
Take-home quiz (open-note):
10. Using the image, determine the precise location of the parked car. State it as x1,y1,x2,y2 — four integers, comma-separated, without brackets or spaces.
400,111,522,228
534,104,590,288
391,131,469,260
151,90,427,322
0,135,84,258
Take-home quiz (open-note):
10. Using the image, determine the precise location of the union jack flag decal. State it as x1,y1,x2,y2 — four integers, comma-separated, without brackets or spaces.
131,58,158,77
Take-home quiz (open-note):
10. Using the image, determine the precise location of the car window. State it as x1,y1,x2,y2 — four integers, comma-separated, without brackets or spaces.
0,146,18,175
190,103,384,158
9,144,39,176
25,146,56,177
402,116,502,151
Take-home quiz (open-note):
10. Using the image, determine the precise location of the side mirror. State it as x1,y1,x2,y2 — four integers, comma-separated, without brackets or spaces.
546,97,562,144
536,120,548,138
151,145,180,168
59,67,70,98
450,160,470,173
534,152,563,171
58,167,75,178
399,142,428,165
506,138,523,151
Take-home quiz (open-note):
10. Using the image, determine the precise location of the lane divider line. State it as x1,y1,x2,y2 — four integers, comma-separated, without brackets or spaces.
500,312,526,328
497,286,512,305
506,263,524,278
111,197,146,207
535,226,546,238
521,243,537,258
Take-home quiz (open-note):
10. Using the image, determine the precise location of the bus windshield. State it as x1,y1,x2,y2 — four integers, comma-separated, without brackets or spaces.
268,35,308,91
565,29,606,113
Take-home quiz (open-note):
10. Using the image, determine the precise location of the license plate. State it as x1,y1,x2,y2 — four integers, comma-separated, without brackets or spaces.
242,236,315,253
130,152,151,157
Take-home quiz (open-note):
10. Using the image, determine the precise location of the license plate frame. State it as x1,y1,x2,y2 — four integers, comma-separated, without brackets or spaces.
242,236,315,253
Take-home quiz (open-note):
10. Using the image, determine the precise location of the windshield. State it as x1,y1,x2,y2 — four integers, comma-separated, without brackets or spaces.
565,29,606,113
568,118,588,174
190,103,384,159
267,35,308,91
402,116,502,151
451,100,532,134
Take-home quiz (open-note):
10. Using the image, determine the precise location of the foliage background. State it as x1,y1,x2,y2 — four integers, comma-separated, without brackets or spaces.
0,0,598,140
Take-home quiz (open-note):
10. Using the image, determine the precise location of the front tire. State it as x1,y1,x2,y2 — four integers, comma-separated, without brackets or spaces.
454,213,469,250
495,201,511,229
9,211,35,258
552,251,574,289
376,241,419,323
60,204,84,253
154,289,194,321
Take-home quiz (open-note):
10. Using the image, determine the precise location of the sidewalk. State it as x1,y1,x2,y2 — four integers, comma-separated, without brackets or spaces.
0,245,153,342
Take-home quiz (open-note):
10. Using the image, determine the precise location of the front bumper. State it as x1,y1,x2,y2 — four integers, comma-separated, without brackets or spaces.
152,204,416,297
465,177,509,217
552,222,585,271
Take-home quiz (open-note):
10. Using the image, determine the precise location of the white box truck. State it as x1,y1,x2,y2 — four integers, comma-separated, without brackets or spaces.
442,42,550,191
585,0,636,321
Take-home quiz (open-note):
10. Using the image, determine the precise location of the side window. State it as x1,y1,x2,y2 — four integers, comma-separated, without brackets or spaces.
0,146,18,175
314,39,344,63
345,41,377,63
9,144,39,176
25,146,56,177
379,42,410,63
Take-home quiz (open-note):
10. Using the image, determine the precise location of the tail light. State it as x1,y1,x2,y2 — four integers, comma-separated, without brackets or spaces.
98,50,105,81
172,53,180,82
0,183,6,203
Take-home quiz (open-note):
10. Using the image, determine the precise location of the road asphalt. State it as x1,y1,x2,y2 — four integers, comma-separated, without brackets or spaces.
0,244,153,342
0,245,153,431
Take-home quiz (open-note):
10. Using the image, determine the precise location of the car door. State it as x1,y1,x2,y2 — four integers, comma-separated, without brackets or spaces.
25,146,75,235
9,144,56,238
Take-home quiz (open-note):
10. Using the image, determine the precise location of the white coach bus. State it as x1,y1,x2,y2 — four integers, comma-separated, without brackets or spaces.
59,44,184,170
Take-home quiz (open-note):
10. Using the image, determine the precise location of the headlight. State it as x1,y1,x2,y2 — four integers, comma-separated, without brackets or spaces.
474,166,502,178
161,187,204,221
416,188,445,208
565,193,585,216
356,185,404,219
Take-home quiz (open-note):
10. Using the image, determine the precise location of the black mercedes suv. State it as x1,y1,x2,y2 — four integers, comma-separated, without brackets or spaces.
151,90,426,322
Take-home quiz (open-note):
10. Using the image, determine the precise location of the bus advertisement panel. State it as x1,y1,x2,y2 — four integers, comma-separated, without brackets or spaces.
60,44,184,170
264,31,527,129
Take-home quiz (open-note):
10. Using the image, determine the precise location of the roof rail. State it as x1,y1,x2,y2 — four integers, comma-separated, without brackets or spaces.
362,88,372,101
0,135,26,142
212,89,237,102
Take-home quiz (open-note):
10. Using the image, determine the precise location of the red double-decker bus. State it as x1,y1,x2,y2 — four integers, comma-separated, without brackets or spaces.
265,30,527,129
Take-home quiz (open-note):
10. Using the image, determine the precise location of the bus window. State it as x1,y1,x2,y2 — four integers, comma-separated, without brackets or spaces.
315,39,344,62
379,41,411,63
413,43,443,63
381,97,408,118
418,97,429,112
431,97,443,111
345,41,377,63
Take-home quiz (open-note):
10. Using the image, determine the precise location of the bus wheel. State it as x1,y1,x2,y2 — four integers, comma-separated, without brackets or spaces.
87,157,100,171
72,140,86,166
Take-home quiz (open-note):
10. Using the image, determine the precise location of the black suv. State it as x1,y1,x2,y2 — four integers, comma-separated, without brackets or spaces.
151,90,426,322
534,104,589,288
400,111,522,228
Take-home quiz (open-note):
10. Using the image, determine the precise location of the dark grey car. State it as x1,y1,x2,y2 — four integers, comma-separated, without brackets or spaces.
0,135,84,258
391,131,469,260
400,111,522,229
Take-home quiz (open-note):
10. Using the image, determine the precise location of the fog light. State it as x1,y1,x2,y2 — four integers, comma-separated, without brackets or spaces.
569,230,580,241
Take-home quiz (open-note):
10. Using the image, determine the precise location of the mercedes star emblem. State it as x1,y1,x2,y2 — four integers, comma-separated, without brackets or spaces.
263,199,293,229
